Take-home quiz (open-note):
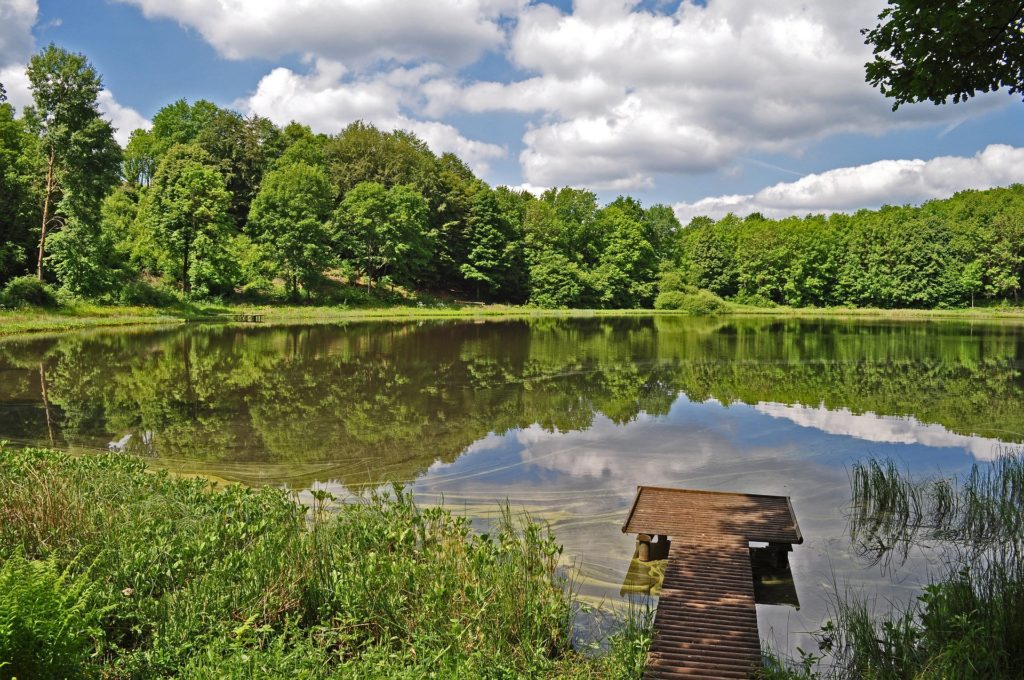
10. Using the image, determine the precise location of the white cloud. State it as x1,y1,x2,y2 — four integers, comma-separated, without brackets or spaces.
755,401,1009,461
84,0,1015,191
97,89,152,146
427,0,1007,189
0,64,30,110
672,144,1024,221
243,60,506,175
114,0,522,67
0,0,36,65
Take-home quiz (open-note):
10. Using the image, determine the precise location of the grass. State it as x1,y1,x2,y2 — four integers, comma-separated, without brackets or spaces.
4,299,1024,338
0,446,650,679
727,303,1024,322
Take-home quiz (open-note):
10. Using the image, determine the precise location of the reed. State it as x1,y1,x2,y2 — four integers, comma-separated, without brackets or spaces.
826,452,1024,679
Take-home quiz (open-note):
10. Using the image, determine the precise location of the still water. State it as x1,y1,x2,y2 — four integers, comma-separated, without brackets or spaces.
1,315,1022,654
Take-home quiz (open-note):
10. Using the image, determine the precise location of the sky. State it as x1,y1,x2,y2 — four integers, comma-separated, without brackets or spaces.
1,0,1023,221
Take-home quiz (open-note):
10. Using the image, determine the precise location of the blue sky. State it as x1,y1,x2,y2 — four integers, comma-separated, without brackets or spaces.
2,0,1023,219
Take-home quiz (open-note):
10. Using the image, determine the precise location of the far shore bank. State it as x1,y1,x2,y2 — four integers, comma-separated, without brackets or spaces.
3,302,1024,338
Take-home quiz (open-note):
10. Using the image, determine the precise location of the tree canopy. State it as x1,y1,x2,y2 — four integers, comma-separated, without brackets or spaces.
864,1,1024,108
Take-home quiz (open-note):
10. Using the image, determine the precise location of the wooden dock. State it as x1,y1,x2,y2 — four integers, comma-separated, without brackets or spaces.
622,486,802,679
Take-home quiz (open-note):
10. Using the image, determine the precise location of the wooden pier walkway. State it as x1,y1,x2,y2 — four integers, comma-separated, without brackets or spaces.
622,486,802,679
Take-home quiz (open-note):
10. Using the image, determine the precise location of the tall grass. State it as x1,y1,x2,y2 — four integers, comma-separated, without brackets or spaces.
820,452,1024,679
0,446,649,678
849,451,1024,569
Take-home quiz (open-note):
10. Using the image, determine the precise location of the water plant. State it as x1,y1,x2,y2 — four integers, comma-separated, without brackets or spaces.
817,452,1024,679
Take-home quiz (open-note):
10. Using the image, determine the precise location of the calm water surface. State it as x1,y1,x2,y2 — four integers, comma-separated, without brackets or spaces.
2,315,1022,654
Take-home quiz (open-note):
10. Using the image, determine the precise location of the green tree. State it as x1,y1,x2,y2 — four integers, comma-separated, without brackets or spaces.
248,162,333,298
332,182,432,290
0,82,36,282
528,249,587,308
136,144,233,296
864,1,1024,108
23,44,121,282
325,122,435,196
460,188,513,300
195,110,283,229
123,128,158,187
681,216,738,296
590,205,657,308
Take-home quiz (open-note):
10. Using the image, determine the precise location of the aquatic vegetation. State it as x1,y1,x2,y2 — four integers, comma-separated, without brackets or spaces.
850,451,1024,569
0,446,649,678
769,453,1024,679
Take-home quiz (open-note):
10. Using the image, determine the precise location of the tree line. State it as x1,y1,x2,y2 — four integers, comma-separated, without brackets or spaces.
1,44,1023,309
676,187,1024,309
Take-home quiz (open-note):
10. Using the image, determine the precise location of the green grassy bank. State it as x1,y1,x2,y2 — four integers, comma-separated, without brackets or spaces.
0,446,650,679
4,301,1024,337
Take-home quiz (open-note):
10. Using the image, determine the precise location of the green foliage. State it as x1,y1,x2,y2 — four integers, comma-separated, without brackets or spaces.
863,0,1024,109
248,162,333,297
676,187,1024,309
528,249,589,308
591,206,658,308
136,144,235,297
0,447,646,678
0,554,109,680
332,181,433,290
113,280,181,307
0,97,35,284
654,289,728,315
23,44,121,285
1,275,57,307
460,187,524,301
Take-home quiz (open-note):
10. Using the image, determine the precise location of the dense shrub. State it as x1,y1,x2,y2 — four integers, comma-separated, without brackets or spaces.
114,280,181,307
654,289,728,315
0,554,108,679
1,275,58,308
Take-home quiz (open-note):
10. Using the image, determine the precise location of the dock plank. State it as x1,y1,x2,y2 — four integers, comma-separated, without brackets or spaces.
621,486,801,679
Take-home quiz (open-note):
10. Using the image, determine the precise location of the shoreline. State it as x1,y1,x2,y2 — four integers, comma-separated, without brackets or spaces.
3,302,1024,338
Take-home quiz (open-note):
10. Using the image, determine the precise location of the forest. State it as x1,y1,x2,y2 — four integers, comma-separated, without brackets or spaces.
1,44,1023,311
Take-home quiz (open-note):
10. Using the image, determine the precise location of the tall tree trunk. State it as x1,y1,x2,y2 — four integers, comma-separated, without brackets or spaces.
36,150,56,281
182,237,191,295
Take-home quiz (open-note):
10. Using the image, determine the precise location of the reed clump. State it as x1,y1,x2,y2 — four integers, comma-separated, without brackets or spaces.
0,446,649,678
814,453,1024,679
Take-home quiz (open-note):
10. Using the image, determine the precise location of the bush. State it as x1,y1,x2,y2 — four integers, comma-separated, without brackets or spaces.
1,275,58,308
654,289,728,315
115,280,182,307
0,554,108,679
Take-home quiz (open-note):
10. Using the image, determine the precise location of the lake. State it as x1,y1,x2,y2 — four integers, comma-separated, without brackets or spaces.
1,315,1021,656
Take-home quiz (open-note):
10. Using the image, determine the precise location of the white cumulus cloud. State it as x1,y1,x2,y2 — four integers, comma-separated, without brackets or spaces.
428,0,1008,189
242,59,506,174
0,0,36,65
114,0,522,67
672,144,1024,222
97,89,152,146
755,401,1010,461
